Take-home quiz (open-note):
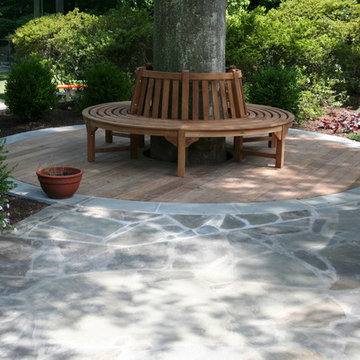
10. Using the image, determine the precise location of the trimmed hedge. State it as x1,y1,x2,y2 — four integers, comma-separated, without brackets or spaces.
5,57,57,120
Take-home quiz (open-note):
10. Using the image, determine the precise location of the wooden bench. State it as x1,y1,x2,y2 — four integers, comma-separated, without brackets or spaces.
82,67,294,177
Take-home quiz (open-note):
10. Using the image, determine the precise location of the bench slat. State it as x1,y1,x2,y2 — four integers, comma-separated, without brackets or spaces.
143,78,154,117
131,67,247,121
161,79,170,119
152,79,162,118
137,76,148,116
130,66,145,114
231,69,246,118
226,79,236,119
181,70,190,120
211,80,220,120
192,80,199,120
202,80,210,120
219,80,228,119
172,80,179,119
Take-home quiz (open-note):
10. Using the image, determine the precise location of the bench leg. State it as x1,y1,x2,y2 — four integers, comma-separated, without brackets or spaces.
139,135,145,148
275,127,285,168
269,133,276,148
130,134,139,159
177,131,186,177
105,130,113,143
234,136,244,162
86,124,97,162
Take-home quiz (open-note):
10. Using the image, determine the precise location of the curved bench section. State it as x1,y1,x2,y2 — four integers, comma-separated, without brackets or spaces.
83,101,294,177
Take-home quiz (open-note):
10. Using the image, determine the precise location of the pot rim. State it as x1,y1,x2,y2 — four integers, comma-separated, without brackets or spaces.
36,166,83,178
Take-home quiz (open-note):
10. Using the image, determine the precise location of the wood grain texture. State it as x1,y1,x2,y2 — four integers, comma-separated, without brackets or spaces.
6,129,360,203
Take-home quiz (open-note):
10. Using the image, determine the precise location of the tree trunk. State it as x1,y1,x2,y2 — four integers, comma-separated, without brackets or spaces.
56,0,64,14
151,0,227,164
34,0,41,18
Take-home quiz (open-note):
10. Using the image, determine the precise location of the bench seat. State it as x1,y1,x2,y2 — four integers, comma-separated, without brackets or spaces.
83,101,294,177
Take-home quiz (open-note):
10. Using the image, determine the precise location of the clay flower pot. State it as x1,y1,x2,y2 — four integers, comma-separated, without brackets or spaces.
36,166,83,199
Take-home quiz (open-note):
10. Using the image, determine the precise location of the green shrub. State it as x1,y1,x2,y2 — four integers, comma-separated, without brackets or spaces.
79,61,133,109
12,9,102,82
297,75,347,120
226,0,360,114
248,66,301,118
0,135,16,232
347,133,360,141
4,57,57,120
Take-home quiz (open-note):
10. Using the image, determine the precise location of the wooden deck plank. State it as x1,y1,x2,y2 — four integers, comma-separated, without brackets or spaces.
5,129,360,203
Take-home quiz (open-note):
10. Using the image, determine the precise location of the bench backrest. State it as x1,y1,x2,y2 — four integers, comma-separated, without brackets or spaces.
130,66,247,120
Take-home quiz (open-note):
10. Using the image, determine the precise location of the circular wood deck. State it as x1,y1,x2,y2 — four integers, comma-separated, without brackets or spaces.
6,127,360,203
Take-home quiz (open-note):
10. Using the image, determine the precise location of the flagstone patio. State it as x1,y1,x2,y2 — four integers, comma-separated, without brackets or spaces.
1,127,360,359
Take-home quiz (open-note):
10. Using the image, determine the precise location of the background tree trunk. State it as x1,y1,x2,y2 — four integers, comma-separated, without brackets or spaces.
34,0,41,17
151,0,227,164
56,0,64,14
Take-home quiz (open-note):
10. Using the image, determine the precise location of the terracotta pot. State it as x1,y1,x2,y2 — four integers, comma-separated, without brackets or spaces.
36,167,83,199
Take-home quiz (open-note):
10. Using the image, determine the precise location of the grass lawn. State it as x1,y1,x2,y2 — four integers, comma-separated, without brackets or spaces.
348,133,360,141
0,72,8,100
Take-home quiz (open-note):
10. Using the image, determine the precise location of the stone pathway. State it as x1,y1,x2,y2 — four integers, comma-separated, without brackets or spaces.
1,188,360,359
0,99,7,112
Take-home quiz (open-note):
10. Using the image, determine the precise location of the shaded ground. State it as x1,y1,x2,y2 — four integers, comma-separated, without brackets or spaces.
1,107,84,224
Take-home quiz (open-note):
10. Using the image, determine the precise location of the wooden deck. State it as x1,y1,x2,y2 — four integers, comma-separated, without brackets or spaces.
5,128,360,203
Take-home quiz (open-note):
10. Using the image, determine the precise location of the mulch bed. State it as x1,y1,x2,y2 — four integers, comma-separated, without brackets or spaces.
0,106,84,138
7,195,48,224
1,106,358,225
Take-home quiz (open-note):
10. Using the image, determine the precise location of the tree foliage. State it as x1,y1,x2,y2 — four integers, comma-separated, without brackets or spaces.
7,0,360,122
12,7,153,81
227,0,360,118
0,0,33,38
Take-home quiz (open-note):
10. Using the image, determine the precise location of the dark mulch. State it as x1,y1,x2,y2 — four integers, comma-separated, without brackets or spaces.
0,106,84,138
8,195,48,224
1,105,358,225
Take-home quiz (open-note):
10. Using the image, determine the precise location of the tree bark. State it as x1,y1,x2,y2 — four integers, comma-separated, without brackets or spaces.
151,0,227,164
56,0,64,14
34,0,41,18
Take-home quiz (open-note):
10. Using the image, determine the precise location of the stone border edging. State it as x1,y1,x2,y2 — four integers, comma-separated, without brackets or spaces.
6,125,360,215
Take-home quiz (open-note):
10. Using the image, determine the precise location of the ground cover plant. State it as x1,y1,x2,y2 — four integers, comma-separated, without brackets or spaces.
348,133,360,141
0,135,16,231
319,110,360,135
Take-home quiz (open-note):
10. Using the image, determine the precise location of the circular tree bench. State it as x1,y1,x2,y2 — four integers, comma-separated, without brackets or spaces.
82,67,294,177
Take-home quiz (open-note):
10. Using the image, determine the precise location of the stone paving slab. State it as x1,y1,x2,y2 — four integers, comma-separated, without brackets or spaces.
1,192,360,359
